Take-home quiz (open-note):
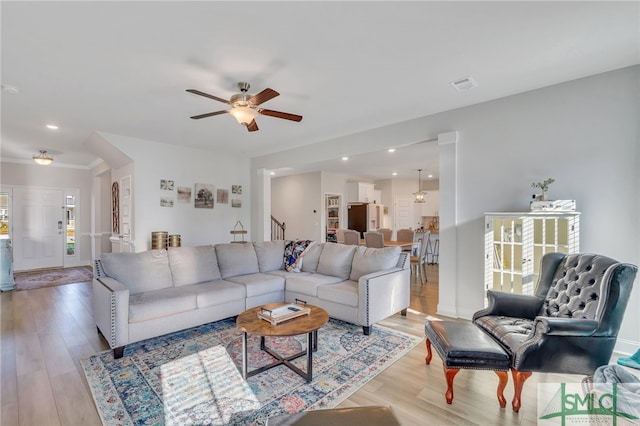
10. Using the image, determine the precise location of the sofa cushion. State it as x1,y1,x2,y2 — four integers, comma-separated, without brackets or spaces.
168,245,221,287
129,287,197,322
350,246,401,281
101,250,173,295
316,243,357,280
225,273,285,298
285,274,345,297
265,270,313,279
317,281,359,307
301,243,324,273
185,280,247,309
215,243,259,278
253,240,286,272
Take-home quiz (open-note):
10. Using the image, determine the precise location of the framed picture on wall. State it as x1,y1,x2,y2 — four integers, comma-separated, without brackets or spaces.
194,183,214,209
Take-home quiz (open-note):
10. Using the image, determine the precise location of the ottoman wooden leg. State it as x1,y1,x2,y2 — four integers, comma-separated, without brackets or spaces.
425,339,433,364
511,369,533,412
495,371,508,408
443,365,460,404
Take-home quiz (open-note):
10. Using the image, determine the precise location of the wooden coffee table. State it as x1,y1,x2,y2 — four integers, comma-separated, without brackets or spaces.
236,303,329,383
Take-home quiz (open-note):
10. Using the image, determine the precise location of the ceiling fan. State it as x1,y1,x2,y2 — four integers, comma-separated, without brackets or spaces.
186,82,303,132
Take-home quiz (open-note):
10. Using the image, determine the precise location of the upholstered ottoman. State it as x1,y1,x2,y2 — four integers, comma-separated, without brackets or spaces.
424,320,511,407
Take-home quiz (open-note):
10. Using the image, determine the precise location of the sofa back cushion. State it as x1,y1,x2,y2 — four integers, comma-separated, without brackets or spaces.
301,243,324,273
168,245,221,287
253,240,285,272
350,246,401,281
316,243,357,280
101,249,173,295
215,243,259,278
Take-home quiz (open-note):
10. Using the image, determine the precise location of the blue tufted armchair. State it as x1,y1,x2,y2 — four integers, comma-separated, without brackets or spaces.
473,252,637,412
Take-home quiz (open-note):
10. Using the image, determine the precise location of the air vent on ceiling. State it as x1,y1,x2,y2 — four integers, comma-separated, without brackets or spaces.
450,76,478,92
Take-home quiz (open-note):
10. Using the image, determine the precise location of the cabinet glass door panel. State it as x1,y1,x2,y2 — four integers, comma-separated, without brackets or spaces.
485,212,579,305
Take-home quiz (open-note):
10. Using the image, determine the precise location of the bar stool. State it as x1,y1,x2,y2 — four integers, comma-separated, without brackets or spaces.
426,233,439,264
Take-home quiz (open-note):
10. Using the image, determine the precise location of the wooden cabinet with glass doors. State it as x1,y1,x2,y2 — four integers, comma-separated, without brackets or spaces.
484,211,580,302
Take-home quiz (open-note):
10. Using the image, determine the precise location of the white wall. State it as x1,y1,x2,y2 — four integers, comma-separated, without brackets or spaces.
271,172,322,241
253,65,640,353
0,161,93,265
99,132,251,250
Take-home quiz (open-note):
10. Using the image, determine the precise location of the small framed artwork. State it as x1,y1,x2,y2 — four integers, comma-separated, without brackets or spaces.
231,199,241,208
232,185,242,195
160,196,174,207
160,179,174,190
194,183,214,209
217,188,229,204
177,186,191,203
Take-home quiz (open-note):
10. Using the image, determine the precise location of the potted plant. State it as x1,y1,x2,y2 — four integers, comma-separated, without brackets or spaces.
531,178,555,201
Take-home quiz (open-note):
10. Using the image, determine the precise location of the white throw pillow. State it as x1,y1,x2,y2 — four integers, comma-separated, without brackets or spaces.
349,246,401,281
316,243,357,280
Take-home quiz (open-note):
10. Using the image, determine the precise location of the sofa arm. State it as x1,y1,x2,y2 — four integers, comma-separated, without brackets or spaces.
536,317,599,336
357,267,410,326
92,277,130,349
473,290,543,321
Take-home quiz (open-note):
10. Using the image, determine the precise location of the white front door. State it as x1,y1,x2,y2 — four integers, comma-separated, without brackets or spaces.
13,188,64,271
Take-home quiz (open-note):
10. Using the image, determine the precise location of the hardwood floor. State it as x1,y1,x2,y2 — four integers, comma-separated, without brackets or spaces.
1,264,635,425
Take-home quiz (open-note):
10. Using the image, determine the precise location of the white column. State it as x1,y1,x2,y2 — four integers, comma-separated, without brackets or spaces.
251,168,271,242
436,131,459,318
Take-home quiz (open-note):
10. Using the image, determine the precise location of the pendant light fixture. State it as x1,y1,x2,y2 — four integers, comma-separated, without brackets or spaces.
32,150,54,166
413,169,426,203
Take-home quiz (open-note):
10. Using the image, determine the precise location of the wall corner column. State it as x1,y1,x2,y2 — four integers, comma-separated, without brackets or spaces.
436,131,459,318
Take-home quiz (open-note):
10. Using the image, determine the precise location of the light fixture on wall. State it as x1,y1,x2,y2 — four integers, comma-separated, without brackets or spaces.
413,169,426,203
32,150,54,166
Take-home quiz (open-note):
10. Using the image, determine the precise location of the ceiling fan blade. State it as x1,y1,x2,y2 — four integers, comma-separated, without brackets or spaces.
186,89,231,105
246,119,259,132
249,88,279,106
259,109,303,122
190,110,228,119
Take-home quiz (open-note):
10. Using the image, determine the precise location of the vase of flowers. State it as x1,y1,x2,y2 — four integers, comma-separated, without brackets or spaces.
531,178,555,201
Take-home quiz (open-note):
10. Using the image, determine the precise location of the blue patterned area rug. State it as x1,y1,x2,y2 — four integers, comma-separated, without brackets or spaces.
81,318,421,425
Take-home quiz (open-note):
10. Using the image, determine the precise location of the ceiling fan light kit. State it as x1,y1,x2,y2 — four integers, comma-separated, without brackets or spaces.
187,82,302,132
33,149,54,165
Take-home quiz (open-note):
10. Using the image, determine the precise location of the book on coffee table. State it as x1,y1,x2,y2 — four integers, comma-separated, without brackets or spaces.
257,303,311,325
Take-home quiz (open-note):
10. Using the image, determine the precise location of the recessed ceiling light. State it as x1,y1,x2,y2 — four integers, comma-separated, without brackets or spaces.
46,124,59,130
428,174,433,178
270,172,275,175
388,148,396,153
392,172,398,176
341,157,348,161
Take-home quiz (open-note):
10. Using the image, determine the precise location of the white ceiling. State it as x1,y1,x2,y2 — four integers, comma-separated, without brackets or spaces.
2,1,638,180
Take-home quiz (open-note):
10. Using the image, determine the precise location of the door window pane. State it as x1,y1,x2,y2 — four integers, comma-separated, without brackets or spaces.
66,195,75,255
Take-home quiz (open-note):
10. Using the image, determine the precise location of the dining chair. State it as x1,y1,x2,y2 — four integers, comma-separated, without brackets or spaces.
396,228,415,254
336,228,346,244
364,231,384,248
343,229,360,246
377,228,392,241
410,231,430,284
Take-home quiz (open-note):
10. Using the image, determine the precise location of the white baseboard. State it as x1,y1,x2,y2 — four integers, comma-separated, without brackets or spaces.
613,338,640,357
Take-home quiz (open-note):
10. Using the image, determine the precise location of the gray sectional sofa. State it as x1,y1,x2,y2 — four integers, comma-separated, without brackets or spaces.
92,240,410,358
